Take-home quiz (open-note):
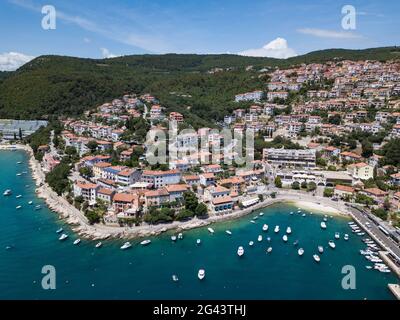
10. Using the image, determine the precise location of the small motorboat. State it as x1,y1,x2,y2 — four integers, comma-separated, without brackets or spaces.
335,232,340,239
249,241,254,246
298,248,304,256
321,222,327,229
259,212,264,216
178,233,183,240
267,247,272,253
226,230,232,235
328,240,336,249
35,205,41,210
286,227,292,234
237,246,245,257
302,213,306,217
140,240,151,246
207,228,215,234
17,161,22,164
365,265,373,270
3,189,12,196
318,246,324,253
267,237,271,242
171,235,177,242
282,235,288,242
16,173,22,176
274,225,280,233
56,228,63,234
196,239,201,245
172,274,179,282
293,240,299,246
250,220,256,224
257,235,263,242
95,242,102,248
28,201,33,205
16,195,22,199
59,234,68,241
120,242,132,250
290,211,294,215
262,224,268,232
344,234,349,241
16,205,22,210
198,269,205,280
313,254,321,262
73,239,81,245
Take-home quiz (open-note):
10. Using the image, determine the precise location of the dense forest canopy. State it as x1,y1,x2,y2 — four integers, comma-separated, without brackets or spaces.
0,46,399,126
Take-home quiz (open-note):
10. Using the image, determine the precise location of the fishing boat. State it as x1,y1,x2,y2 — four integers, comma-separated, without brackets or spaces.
171,235,177,242
207,228,215,234
335,232,340,239
196,239,201,245
28,201,33,205
172,275,179,282
59,234,68,241
16,194,22,199
320,222,327,229
262,224,268,232
198,269,205,280
249,241,254,246
328,240,336,249
293,240,299,246
274,225,280,233
318,246,324,253
120,242,132,250
3,189,12,196
16,205,22,210
313,254,321,263
73,239,81,245
282,235,288,242
140,240,151,246
226,230,232,235
237,246,244,257
257,235,263,242
286,227,292,234
267,247,272,253
95,242,102,248
298,248,304,256
178,233,183,239
56,228,63,234
344,234,349,241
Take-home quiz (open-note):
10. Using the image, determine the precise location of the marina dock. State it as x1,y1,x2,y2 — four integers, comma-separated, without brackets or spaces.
379,251,400,278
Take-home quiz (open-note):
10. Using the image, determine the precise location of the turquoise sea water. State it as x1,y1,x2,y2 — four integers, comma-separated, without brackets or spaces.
0,150,398,300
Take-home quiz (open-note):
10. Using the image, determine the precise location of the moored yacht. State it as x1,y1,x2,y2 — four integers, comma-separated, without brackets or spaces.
335,232,340,239
16,205,22,210
198,269,205,280
257,235,263,242
318,246,324,253
328,240,336,249
28,201,33,205
171,235,177,242
262,224,268,232
282,235,288,242
274,225,280,233
302,213,306,217
259,212,264,216
298,248,304,256
16,194,22,199
237,246,244,257
313,254,321,262
266,247,272,253
293,240,299,246
95,242,102,248
172,274,179,282
120,242,132,250
196,239,201,245
207,228,215,234
249,241,254,246
59,233,68,241
140,239,151,246
344,234,349,241
320,222,327,229
56,228,63,234
73,239,81,245
226,230,232,235
286,227,292,234
178,233,183,239
250,220,256,224
3,189,12,196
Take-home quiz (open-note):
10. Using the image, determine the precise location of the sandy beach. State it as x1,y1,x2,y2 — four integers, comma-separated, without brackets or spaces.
0,143,352,240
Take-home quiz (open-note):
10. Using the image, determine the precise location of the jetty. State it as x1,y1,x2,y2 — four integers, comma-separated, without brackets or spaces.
388,284,400,300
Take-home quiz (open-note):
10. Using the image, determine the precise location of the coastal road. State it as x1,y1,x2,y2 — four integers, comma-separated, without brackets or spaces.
348,206,400,260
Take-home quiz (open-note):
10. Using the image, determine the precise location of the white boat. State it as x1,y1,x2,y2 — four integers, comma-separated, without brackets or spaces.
207,228,215,234
313,254,321,262
16,195,22,199
293,240,299,246
302,213,306,217
178,233,183,239
16,205,22,210
335,232,340,239
274,225,280,233
259,212,264,216
286,227,292,234
282,235,288,242
196,239,201,245
198,269,205,280
172,274,179,282
262,224,268,232
237,246,244,257
28,201,33,205
323,217,328,222
17,161,22,164
95,242,102,248
120,242,132,250
318,246,324,253
344,234,349,241
320,222,327,229
59,234,68,241
366,265,373,270
290,211,294,215
328,240,336,249
253,216,258,220
73,239,81,245
171,235,177,242
250,220,256,224
357,232,365,236
56,228,63,234
226,230,232,235
3,189,12,196
140,240,151,246
267,237,271,242
267,247,272,253
298,248,304,256
35,205,41,210
16,173,22,176
257,235,263,242
249,241,254,246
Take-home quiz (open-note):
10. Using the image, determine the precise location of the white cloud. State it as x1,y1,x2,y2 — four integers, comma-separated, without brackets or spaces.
297,28,363,39
238,38,297,59
0,52,35,71
100,48,118,59
83,37,91,43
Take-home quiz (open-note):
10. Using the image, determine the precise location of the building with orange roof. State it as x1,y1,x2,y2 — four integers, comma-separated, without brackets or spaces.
144,189,170,208
347,162,374,180
334,185,355,199
141,169,182,188
113,193,139,213
73,181,99,203
97,188,115,203
165,184,189,201
360,188,388,204
210,196,233,214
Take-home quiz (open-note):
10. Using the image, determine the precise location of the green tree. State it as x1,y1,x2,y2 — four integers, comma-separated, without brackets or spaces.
195,203,208,217
323,188,334,198
292,181,300,190
307,182,317,192
87,140,98,153
183,191,198,213
274,176,282,188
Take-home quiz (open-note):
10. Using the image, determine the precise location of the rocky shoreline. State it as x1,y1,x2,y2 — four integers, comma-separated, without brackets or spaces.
0,144,350,241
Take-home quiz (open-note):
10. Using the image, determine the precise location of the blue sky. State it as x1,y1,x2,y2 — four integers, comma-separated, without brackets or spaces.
0,0,399,70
